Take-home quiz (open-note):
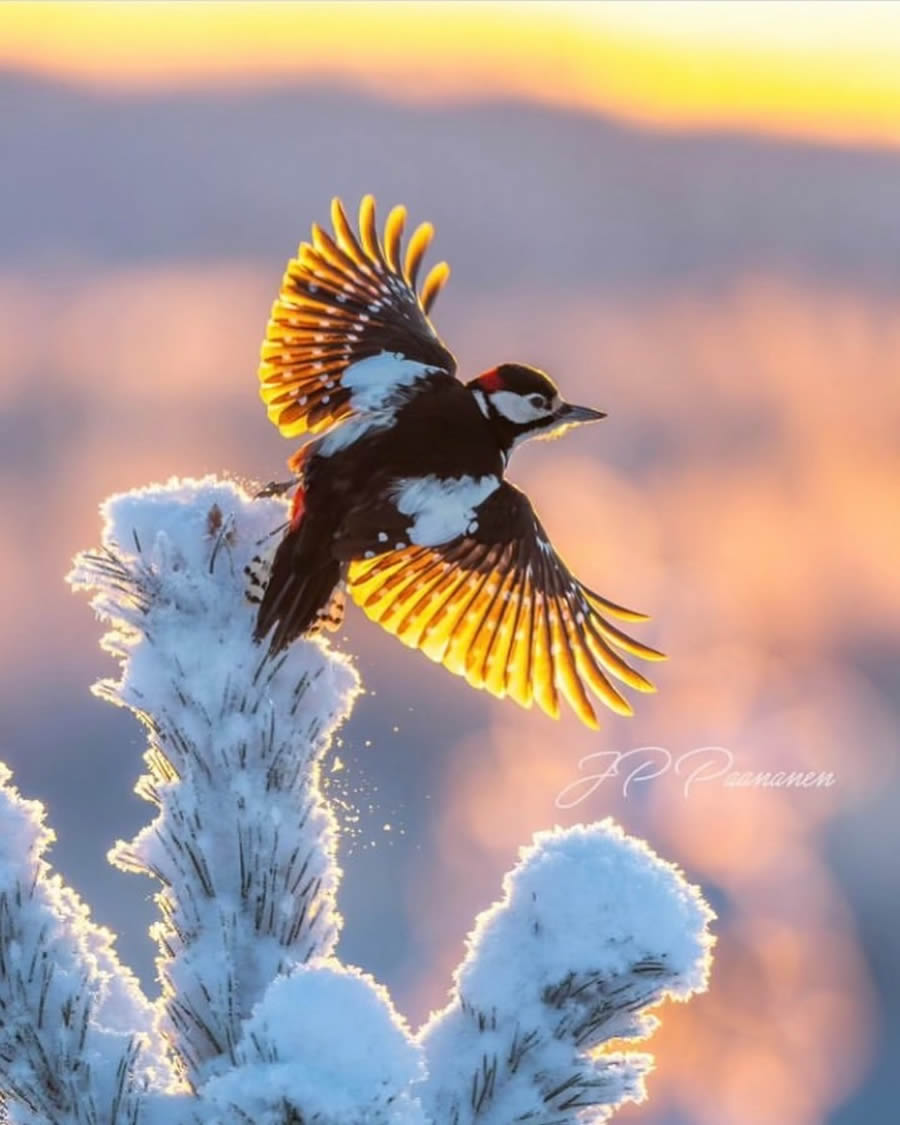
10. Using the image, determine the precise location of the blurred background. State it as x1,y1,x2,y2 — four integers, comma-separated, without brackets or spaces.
1,2,899,1121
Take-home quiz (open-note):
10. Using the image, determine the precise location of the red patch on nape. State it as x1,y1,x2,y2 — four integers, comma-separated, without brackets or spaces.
476,367,505,391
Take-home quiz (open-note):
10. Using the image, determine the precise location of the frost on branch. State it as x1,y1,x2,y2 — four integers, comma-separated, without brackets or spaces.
67,478,360,1092
0,763,168,1125
419,822,714,1125
0,476,713,1125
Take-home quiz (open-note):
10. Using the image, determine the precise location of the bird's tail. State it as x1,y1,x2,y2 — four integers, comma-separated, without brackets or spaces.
250,526,343,653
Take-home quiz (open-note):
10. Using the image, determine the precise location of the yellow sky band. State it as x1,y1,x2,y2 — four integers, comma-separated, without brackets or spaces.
2,2,900,149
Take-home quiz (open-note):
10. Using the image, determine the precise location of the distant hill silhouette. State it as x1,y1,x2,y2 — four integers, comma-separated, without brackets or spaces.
3,69,900,288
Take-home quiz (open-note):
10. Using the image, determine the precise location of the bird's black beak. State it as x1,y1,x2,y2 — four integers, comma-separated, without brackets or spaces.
556,402,607,424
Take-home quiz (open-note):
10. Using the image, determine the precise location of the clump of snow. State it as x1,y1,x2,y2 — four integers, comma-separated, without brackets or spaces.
459,819,713,1011
418,820,715,1125
204,961,425,1125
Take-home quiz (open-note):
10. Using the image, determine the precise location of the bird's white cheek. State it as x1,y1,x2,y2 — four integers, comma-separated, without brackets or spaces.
490,390,548,424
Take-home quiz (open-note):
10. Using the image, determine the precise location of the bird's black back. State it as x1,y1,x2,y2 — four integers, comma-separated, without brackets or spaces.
308,379,505,499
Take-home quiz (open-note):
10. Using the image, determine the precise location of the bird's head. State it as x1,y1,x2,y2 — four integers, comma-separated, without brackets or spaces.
467,363,606,457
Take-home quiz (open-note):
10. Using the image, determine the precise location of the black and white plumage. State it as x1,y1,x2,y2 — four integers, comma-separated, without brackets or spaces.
253,196,663,728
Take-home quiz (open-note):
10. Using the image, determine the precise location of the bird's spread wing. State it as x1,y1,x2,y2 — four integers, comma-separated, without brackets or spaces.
259,196,457,439
343,483,664,728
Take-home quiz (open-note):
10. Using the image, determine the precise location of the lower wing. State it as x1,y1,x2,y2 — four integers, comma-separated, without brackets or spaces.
342,483,664,728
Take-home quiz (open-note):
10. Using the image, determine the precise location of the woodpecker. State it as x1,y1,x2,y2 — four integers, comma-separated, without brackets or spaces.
251,195,663,728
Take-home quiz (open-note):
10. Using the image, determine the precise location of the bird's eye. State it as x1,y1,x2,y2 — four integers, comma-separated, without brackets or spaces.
528,394,546,410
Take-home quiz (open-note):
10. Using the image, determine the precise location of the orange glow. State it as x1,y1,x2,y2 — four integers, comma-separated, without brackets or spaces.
2,2,900,148
1,262,896,1120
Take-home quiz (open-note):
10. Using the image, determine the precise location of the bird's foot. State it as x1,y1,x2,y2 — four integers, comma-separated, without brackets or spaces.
254,478,296,499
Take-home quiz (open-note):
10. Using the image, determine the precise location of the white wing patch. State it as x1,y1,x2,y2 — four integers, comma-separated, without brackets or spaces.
342,351,436,411
392,474,500,547
316,351,438,456
318,413,390,455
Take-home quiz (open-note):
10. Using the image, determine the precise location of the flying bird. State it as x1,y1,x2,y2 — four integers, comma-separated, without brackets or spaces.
251,196,663,727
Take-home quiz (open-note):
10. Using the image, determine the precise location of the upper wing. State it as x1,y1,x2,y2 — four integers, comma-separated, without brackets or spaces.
343,483,665,728
259,195,457,439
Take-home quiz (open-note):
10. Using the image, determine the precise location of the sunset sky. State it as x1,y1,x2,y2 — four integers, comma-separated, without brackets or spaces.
3,1,900,146
2,5,899,1125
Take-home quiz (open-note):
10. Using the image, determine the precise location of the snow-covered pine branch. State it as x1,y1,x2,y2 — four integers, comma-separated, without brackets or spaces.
0,763,169,1125
418,822,714,1125
67,478,361,1093
0,476,714,1125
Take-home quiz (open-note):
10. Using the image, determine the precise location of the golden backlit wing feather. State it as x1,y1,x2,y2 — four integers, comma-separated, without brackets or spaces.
345,484,664,728
259,196,456,439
